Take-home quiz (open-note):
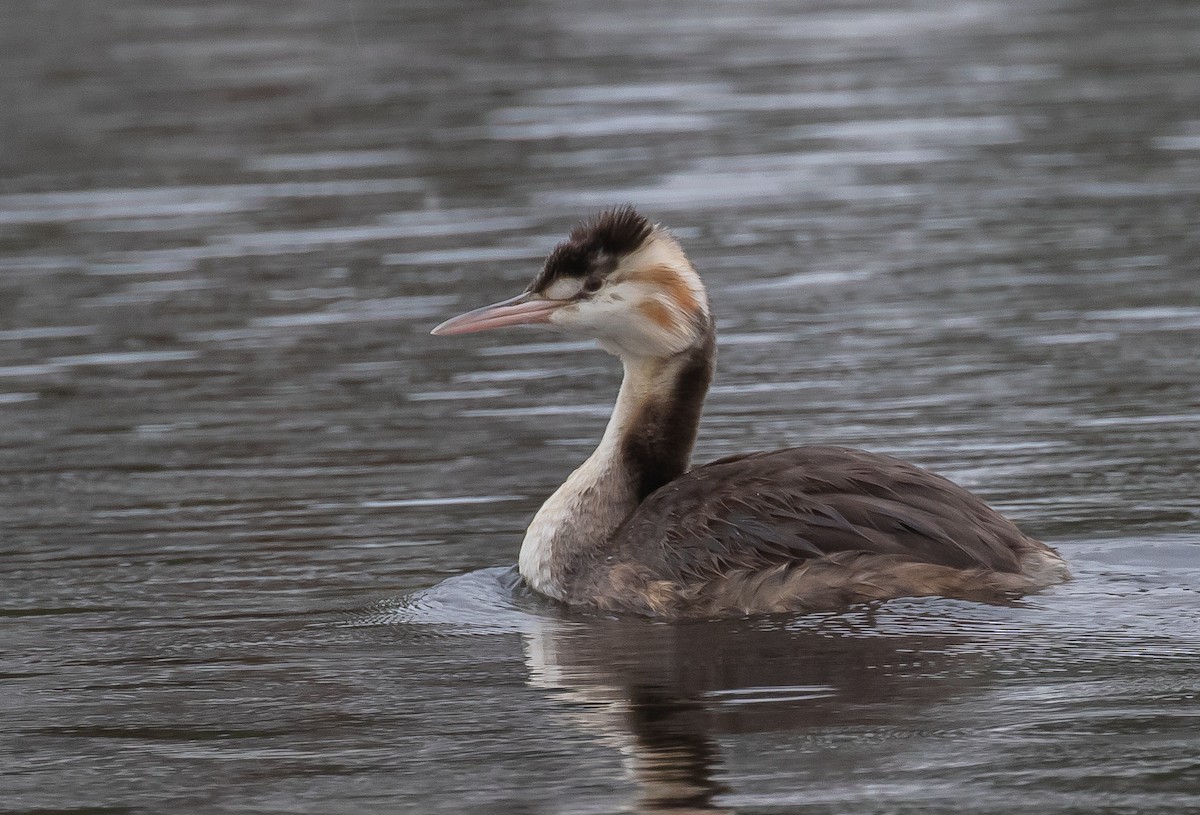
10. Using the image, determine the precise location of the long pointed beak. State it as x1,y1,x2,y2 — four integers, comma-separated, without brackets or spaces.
430,291,562,336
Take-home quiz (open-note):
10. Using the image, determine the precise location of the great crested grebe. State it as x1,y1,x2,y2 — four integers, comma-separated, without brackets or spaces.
432,207,1068,617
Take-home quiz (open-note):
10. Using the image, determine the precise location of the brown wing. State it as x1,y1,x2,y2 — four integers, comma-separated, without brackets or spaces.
609,446,1034,580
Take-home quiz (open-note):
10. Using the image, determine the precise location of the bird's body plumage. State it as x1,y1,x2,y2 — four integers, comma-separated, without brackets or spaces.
432,207,1068,618
576,445,1066,616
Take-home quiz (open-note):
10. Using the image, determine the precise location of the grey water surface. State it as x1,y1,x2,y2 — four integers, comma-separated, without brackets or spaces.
2,1,1199,813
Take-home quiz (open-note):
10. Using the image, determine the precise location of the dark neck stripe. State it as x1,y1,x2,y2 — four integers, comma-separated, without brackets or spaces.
619,322,716,502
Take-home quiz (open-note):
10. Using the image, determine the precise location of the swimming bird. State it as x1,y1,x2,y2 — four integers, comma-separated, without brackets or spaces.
431,207,1068,617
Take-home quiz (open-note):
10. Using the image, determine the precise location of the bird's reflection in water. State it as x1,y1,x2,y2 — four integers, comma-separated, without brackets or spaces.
522,608,981,814
623,685,728,814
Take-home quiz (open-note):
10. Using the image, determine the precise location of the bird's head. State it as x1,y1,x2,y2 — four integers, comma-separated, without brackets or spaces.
431,207,710,359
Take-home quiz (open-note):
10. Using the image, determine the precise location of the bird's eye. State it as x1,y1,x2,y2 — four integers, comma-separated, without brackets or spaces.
582,277,603,294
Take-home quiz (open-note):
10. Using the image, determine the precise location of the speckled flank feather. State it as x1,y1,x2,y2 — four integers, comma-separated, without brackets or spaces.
593,553,1065,618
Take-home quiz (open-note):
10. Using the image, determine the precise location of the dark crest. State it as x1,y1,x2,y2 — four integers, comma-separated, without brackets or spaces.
533,206,653,290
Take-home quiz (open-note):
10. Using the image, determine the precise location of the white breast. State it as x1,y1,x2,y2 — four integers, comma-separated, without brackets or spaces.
518,434,636,602
518,488,571,600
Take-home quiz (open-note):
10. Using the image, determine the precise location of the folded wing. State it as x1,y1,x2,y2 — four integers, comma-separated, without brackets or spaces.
612,446,1033,581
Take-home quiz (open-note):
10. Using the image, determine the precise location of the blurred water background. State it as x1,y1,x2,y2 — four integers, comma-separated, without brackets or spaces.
1,1,1199,812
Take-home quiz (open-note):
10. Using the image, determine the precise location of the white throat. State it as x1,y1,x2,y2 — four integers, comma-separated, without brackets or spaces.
518,356,676,600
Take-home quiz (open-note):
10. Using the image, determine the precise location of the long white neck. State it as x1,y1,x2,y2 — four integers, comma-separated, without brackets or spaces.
519,334,714,601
